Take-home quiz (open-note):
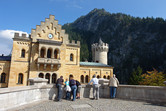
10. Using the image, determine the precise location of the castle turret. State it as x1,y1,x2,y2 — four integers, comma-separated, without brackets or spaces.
92,38,109,65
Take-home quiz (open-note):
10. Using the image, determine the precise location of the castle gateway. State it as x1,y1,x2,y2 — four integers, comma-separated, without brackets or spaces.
0,15,113,88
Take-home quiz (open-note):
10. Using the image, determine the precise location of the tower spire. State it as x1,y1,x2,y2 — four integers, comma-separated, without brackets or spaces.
99,38,103,45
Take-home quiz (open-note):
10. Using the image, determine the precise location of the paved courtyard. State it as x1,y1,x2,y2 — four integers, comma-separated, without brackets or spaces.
14,98,166,111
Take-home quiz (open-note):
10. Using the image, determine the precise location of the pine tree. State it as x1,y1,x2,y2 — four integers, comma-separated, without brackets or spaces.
129,66,143,85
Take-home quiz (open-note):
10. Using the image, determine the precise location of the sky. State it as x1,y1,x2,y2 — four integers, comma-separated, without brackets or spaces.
0,0,166,55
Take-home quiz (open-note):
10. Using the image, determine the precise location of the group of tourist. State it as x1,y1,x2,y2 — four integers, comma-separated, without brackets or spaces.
56,75,81,101
55,74,119,101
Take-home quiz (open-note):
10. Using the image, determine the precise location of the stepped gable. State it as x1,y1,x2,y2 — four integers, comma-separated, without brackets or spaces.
31,15,69,43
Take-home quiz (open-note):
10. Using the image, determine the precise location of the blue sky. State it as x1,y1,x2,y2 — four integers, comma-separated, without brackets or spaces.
0,0,166,55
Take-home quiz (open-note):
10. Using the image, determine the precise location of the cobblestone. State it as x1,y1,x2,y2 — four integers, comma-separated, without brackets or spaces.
16,98,166,111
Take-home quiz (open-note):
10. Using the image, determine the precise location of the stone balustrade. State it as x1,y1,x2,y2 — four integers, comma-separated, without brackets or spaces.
37,58,60,64
0,78,166,111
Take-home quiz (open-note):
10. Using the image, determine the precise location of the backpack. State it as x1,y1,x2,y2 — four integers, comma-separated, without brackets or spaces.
76,80,81,86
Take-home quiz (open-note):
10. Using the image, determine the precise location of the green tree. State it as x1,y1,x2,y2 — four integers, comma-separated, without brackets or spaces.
129,66,143,85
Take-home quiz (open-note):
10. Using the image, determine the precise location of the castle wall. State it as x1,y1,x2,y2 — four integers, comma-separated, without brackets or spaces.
8,36,31,87
29,42,67,83
80,66,113,83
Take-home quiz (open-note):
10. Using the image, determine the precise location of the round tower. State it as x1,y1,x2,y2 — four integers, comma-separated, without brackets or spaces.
91,38,109,65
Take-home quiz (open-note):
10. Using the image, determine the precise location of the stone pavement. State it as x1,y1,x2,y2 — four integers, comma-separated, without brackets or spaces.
13,98,166,111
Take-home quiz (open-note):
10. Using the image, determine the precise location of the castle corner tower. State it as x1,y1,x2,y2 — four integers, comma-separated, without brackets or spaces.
92,38,109,65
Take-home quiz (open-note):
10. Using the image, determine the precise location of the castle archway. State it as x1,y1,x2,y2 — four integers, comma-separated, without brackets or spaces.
85,75,89,83
1,73,6,83
52,73,57,84
107,76,110,80
45,73,50,84
38,73,44,78
80,75,84,83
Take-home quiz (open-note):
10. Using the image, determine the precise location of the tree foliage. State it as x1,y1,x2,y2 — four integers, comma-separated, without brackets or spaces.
129,66,143,85
139,69,166,86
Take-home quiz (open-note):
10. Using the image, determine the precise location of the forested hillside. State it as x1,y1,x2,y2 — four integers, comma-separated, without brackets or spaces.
62,8,166,84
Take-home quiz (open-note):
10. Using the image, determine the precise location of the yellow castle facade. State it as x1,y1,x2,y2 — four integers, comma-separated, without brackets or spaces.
0,15,113,88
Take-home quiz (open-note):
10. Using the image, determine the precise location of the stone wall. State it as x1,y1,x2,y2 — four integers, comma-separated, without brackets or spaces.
0,84,166,110
116,85,166,103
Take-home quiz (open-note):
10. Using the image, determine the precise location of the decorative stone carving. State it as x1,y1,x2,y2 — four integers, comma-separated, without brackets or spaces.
37,64,40,70
44,64,47,69
28,78,48,88
98,78,109,85
57,64,61,69
51,64,53,69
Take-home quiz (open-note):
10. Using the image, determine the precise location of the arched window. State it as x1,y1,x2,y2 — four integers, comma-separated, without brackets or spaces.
54,27,57,34
52,73,57,84
54,49,58,59
38,73,44,78
107,76,110,80
18,73,23,84
103,75,106,79
40,48,45,58
70,53,74,61
85,75,89,83
80,75,84,83
1,73,6,83
21,49,25,58
47,48,52,58
57,32,60,38
45,73,50,84
97,75,100,79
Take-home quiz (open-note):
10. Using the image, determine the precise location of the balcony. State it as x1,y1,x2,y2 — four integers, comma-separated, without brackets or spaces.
37,58,60,64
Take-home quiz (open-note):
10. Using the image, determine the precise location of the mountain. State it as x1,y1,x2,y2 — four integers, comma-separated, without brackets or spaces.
62,8,166,84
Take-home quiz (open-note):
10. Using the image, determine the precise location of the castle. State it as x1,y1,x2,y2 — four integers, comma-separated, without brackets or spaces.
0,15,113,88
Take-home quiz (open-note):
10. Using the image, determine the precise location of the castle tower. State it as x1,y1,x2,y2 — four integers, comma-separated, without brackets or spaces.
92,38,109,65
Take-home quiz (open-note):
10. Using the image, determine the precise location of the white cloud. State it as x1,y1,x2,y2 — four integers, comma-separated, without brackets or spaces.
0,30,28,40
53,0,83,9
0,30,29,56
73,4,82,9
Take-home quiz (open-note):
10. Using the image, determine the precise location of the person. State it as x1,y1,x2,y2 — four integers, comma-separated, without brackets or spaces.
88,75,99,100
69,75,77,101
64,78,71,100
56,76,64,101
109,74,119,99
76,80,81,99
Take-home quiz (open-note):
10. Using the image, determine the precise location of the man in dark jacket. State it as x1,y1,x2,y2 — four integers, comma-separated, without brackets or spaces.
69,75,77,101
56,76,64,101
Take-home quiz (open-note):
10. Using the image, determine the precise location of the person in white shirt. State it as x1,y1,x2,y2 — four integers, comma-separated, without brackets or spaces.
109,74,119,98
88,75,99,100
